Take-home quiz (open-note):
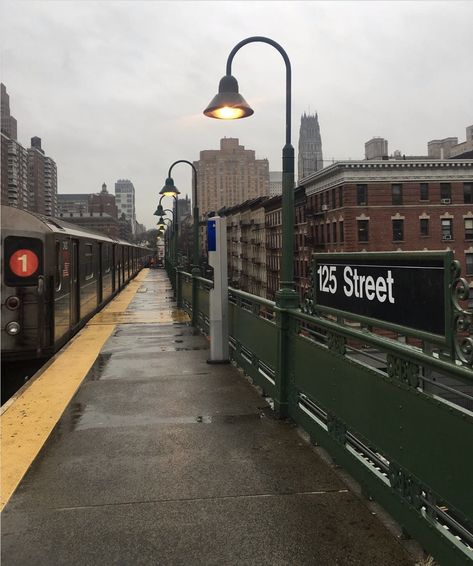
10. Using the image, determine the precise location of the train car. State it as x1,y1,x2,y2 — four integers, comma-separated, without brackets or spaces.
1,205,152,361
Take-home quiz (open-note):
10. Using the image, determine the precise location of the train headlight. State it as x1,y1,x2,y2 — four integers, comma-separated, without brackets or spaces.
6,296,20,310
5,321,21,336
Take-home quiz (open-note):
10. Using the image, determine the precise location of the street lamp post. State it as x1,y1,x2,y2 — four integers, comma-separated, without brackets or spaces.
204,36,297,308
162,160,201,325
157,216,172,270
204,36,298,416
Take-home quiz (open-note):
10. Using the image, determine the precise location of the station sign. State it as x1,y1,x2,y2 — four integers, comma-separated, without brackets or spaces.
312,252,452,342
4,236,43,287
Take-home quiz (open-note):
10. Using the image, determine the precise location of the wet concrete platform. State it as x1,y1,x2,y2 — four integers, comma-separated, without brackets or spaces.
1,270,414,565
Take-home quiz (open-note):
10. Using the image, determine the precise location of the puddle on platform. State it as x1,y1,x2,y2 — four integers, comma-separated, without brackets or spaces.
86,353,112,381
69,407,267,431
90,309,190,325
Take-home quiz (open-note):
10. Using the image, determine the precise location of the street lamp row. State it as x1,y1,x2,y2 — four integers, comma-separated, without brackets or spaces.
155,35,296,311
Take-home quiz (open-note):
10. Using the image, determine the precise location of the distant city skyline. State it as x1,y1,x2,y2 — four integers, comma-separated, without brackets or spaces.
1,1,472,227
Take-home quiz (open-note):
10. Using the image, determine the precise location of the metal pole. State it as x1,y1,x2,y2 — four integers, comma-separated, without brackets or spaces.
168,160,201,326
224,36,298,419
226,36,297,308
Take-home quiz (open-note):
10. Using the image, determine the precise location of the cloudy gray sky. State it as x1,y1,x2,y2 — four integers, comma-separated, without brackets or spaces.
1,1,472,229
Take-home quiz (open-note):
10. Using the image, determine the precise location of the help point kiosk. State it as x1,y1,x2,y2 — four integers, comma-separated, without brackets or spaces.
207,216,229,363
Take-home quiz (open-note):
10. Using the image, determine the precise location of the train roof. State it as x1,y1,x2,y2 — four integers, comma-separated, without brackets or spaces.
1,205,140,247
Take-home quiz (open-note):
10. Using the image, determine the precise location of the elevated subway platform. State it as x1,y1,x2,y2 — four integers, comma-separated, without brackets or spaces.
1,269,415,565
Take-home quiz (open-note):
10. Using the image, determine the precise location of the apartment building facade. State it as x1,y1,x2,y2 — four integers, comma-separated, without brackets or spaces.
301,160,473,284
27,137,57,216
194,138,269,217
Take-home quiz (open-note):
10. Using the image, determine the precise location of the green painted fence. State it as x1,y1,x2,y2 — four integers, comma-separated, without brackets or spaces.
175,267,473,566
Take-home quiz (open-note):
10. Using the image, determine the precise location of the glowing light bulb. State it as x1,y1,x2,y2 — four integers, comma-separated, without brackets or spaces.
212,106,246,120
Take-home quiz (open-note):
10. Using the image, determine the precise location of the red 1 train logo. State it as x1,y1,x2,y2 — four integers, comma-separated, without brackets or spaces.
9,249,39,277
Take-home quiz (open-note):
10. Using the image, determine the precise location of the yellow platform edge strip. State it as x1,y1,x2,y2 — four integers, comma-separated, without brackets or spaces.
0,269,149,510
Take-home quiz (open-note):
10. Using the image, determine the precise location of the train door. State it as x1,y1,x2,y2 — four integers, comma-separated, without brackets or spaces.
70,239,80,326
98,243,103,304
112,245,116,292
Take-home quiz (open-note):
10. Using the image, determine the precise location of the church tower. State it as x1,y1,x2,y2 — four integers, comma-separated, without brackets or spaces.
298,113,323,181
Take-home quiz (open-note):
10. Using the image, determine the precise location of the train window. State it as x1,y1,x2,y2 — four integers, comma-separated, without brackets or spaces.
55,241,62,291
104,245,111,274
85,244,94,280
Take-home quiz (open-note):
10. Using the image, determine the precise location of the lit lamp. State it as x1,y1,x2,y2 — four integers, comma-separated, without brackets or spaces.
203,75,253,120
204,36,297,308
159,177,180,198
156,181,179,272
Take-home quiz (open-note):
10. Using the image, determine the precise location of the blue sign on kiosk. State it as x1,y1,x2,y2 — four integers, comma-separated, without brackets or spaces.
207,216,229,362
207,220,216,252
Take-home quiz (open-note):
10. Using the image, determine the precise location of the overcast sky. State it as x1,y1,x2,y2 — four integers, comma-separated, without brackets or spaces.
1,1,472,229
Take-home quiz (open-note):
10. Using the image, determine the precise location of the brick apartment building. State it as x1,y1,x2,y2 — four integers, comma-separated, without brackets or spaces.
301,159,473,295
264,188,307,300
221,197,267,297
190,159,473,303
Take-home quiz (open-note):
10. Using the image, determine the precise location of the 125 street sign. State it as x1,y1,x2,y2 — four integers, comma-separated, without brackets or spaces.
312,251,453,342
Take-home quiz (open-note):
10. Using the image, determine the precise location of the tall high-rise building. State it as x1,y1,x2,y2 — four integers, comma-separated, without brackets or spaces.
365,137,389,160
1,85,57,215
1,133,29,209
1,84,27,208
115,179,136,234
194,138,269,216
27,136,57,216
298,113,323,181
1,83,18,140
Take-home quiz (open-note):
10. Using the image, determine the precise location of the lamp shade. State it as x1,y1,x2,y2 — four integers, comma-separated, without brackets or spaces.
153,204,164,216
157,216,166,228
159,177,180,197
203,75,254,120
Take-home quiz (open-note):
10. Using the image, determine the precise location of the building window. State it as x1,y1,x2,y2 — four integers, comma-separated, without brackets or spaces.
465,219,473,240
441,219,453,240
339,187,344,207
326,224,331,243
392,219,404,241
332,189,336,209
339,221,344,243
357,184,368,206
464,183,473,204
420,183,429,201
440,183,451,201
332,222,337,243
420,218,429,237
392,184,403,205
357,220,369,242
466,254,473,276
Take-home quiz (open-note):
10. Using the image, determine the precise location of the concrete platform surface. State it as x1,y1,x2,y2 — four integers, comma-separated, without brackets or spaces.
1,270,414,565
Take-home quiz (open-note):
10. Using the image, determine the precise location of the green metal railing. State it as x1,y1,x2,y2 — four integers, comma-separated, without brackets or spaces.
173,266,473,566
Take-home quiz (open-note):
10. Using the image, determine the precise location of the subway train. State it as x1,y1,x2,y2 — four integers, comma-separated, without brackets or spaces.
1,205,153,362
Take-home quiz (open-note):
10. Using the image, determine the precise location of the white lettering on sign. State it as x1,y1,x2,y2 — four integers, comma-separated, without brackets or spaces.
318,265,395,304
317,264,337,294
17,253,28,273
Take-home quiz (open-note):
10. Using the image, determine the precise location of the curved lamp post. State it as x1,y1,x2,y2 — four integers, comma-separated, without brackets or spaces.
155,187,179,282
163,161,200,277
203,36,297,308
204,36,298,417
162,161,201,324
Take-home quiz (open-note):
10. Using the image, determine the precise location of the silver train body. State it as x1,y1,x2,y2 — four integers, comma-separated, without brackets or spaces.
1,205,153,361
